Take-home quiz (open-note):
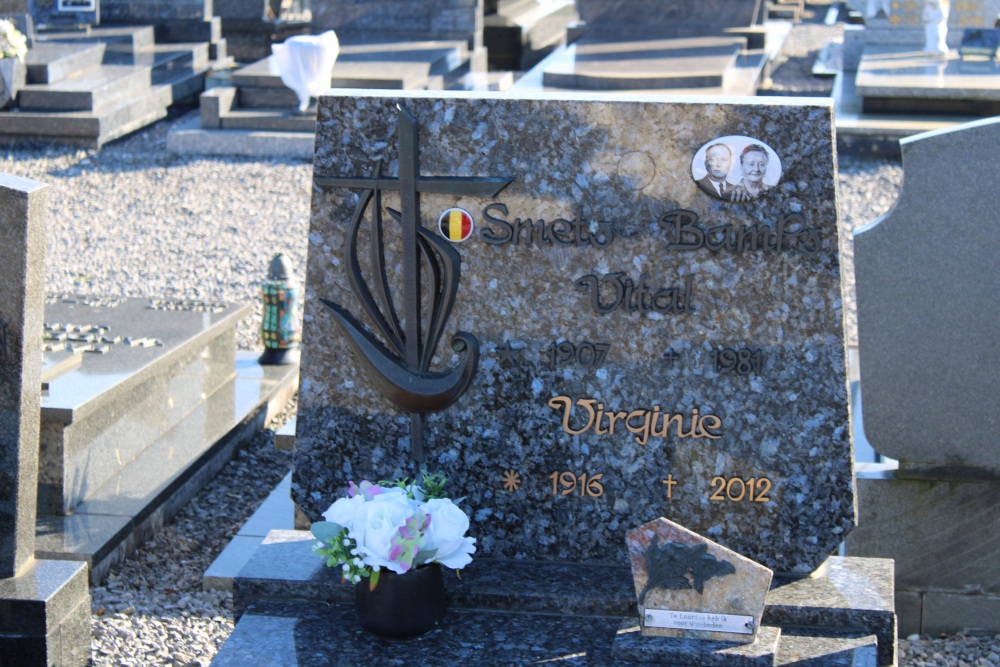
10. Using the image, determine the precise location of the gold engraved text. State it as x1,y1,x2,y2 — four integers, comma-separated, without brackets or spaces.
709,476,772,502
547,396,722,445
549,471,604,497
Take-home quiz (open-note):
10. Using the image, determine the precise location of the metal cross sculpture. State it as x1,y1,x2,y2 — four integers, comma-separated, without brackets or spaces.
315,105,512,461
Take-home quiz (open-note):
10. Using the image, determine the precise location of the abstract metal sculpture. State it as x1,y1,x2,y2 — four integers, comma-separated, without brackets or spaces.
315,105,512,460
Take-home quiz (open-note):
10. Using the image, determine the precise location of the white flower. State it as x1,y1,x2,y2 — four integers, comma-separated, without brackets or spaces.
353,493,419,574
323,494,365,532
421,498,476,569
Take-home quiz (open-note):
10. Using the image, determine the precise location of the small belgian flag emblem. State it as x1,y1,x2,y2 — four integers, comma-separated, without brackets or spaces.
438,207,474,243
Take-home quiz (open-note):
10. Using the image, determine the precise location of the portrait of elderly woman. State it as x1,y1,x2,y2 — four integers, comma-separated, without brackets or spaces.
731,144,777,202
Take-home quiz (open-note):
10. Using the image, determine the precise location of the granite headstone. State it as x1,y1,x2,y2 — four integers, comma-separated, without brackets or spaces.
0,173,90,666
296,90,854,576
0,173,45,580
848,117,1000,634
854,117,1000,476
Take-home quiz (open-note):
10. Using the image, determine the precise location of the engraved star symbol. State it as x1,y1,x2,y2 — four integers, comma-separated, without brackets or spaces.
497,341,521,366
501,470,521,492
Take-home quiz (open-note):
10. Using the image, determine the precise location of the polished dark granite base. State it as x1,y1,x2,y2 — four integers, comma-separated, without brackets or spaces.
612,623,780,666
213,600,880,667
0,559,90,667
228,531,896,665
35,353,299,584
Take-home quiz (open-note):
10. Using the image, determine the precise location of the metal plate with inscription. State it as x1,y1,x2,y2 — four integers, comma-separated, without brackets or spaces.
644,610,754,635
297,91,854,575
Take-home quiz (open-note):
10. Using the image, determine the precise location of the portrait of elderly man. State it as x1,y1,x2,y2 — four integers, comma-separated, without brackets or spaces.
730,144,774,202
694,142,734,200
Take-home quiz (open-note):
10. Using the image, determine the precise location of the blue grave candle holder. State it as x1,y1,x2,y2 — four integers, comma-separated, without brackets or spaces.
259,253,301,365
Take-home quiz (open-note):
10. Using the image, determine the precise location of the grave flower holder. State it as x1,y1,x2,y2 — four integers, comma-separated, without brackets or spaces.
354,562,447,638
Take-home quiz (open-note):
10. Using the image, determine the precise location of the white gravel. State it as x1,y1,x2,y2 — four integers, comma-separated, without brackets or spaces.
1,113,313,352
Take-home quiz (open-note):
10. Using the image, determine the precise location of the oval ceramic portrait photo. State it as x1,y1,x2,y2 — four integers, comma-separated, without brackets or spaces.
691,136,782,203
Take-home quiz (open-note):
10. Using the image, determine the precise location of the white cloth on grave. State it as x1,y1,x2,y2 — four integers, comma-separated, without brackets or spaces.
271,30,340,112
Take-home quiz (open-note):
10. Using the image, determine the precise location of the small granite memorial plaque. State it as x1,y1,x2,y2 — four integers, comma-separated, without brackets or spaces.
627,518,772,643
297,90,854,575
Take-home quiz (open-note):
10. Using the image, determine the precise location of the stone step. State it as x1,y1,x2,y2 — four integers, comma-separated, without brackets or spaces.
38,296,250,516
104,42,210,75
24,41,106,85
221,109,318,132
0,68,204,148
542,36,743,90
0,84,168,146
225,528,897,666
485,0,578,71
19,44,205,112
18,63,156,111
35,353,299,585
213,599,881,667
37,25,156,53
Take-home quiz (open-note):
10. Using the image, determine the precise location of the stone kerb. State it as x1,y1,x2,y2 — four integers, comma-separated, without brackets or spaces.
296,91,854,576
0,173,46,580
855,116,1000,476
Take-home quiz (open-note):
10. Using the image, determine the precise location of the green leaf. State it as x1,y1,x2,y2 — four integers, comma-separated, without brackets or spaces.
310,521,344,543
415,548,438,565
369,568,381,591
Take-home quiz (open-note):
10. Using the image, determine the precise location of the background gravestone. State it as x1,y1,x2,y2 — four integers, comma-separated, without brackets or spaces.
294,90,855,576
310,0,483,46
849,0,1000,44
576,0,762,36
0,174,45,580
0,173,90,666
847,116,1000,635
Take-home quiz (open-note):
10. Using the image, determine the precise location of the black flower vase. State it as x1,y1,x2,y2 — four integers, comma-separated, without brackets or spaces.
354,563,446,638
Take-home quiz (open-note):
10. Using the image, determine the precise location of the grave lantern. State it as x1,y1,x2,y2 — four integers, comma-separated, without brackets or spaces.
259,252,301,365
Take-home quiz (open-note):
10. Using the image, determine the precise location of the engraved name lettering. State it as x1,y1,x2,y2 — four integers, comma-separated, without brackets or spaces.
663,209,821,257
547,396,722,445
479,203,615,247
574,273,694,315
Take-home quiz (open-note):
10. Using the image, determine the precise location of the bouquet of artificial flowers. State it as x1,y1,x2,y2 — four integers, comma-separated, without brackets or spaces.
311,473,476,590
0,20,27,62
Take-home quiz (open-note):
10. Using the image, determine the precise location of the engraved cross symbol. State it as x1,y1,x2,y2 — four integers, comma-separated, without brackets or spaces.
315,105,512,460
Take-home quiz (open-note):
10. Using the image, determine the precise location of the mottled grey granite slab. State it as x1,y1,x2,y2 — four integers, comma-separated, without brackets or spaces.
234,529,894,666
39,296,248,514
0,175,89,667
213,598,881,667
855,117,1000,476
765,557,895,667
0,173,46,580
297,90,853,575
0,559,90,667
613,623,780,666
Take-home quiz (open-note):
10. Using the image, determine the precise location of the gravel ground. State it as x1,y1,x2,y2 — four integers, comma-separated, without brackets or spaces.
1,5,988,664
